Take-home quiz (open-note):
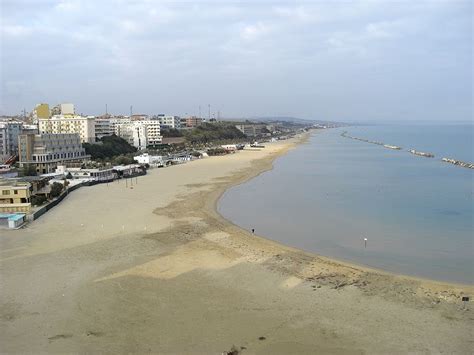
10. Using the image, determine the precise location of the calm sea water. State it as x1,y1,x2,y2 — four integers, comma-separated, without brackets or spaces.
218,124,474,284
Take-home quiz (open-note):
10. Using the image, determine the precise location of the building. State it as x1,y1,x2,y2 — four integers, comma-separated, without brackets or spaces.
0,121,23,162
18,133,90,174
0,213,26,229
34,103,50,120
131,114,149,121
60,103,75,115
235,124,266,137
156,115,181,129
38,115,96,143
115,121,162,150
133,153,167,167
68,167,117,182
0,180,31,213
112,164,144,177
94,117,114,139
141,120,162,146
185,116,203,128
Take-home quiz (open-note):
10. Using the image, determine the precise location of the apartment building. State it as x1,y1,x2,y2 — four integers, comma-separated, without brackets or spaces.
0,121,23,161
95,117,115,139
185,116,203,128
115,120,162,150
18,133,90,174
156,115,181,129
33,103,50,120
38,114,96,143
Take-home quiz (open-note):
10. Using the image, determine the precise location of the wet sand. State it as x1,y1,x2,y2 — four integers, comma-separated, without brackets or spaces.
1,134,473,354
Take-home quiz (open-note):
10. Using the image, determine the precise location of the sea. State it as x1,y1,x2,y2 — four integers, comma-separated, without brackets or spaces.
218,123,474,284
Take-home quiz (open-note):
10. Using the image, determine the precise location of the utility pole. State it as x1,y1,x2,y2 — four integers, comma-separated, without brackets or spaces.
199,105,201,119
130,105,133,117
208,104,210,121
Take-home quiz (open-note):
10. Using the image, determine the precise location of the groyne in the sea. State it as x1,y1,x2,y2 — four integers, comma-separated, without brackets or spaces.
341,131,401,150
340,131,473,169
441,158,474,169
409,149,434,158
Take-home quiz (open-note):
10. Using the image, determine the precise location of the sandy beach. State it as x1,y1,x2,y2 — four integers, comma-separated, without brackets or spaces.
1,134,473,354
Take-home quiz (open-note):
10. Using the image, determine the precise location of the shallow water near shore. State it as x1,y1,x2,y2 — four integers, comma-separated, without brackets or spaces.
219,124,474,284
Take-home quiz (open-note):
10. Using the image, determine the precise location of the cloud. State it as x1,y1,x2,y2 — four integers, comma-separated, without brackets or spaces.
1,24,32,37
240,22,270,41
0,0,471,121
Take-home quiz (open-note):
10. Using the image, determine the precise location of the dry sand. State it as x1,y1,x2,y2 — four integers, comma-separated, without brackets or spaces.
1,134,473,354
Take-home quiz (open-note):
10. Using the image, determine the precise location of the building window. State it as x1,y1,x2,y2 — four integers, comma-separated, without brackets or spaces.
2,190,10,195
14,190,18,194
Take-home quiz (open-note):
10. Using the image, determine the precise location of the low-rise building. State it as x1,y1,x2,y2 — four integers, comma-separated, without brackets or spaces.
0,213,26,229
18,133,90,174
112,164,144,177
68,167,117,182
0,180,31,213
133,153,167,167
235,124,266,137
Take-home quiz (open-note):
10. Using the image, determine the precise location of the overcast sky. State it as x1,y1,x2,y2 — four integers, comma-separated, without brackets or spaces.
1,0,472,122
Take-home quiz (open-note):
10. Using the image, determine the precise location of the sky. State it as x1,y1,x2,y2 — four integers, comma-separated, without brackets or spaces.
0,0,472,122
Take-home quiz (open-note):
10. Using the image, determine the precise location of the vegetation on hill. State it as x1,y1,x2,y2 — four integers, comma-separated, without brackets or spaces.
83,135,136,160
161,128,183,137
184,123,245,144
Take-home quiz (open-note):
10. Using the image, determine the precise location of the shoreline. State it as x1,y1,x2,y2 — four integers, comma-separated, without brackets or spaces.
2,132,473,353
193,132,473,293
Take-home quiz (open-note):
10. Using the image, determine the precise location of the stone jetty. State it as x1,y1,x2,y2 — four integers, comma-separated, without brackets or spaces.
409,149,435,158
441,158,474,169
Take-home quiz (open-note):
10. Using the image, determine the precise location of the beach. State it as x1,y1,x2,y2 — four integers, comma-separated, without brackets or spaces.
1,133,473,354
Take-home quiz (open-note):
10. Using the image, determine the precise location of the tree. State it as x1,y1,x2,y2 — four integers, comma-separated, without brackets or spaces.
83,134,136,160
113,155,134,165
161,128,183,137
50,182,64,198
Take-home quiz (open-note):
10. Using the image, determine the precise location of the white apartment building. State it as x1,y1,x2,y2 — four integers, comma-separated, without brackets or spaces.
94,118,114,139
115,121,162,150
157,115,181,129
142,120,162,146
38,115,96,143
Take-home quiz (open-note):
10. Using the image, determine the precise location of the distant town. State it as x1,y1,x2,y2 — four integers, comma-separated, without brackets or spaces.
0,103,339,229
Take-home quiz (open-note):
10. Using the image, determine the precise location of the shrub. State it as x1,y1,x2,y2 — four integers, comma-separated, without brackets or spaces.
50,182,64,198
207,148,228,156
31,195,47,206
